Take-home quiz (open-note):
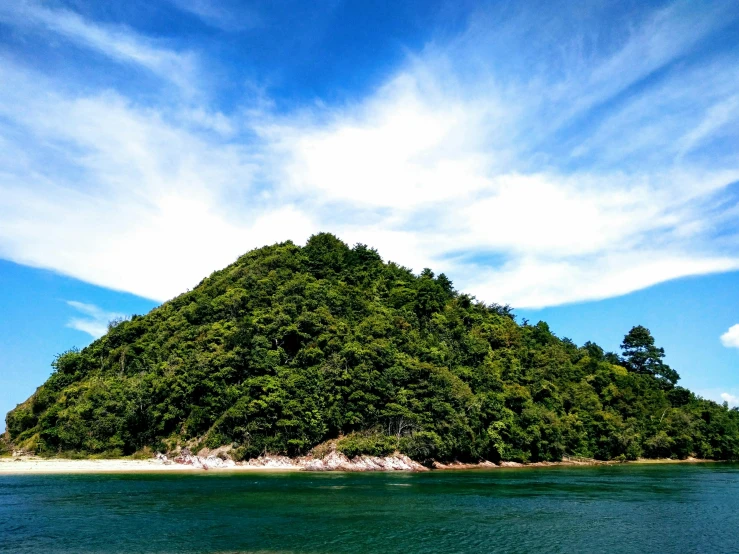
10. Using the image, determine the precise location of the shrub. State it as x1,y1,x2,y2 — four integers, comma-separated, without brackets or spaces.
399,431,443,461
336,432,396,458
130,446,154,460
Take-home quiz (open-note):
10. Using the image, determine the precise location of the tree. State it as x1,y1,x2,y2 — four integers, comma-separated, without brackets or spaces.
583,341,604,361
620,326,679,387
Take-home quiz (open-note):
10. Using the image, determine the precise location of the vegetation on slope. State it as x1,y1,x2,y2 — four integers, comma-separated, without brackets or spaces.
6,234,739,462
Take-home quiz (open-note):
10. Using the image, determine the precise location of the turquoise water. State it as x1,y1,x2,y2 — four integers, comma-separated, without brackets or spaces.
2,464,738,553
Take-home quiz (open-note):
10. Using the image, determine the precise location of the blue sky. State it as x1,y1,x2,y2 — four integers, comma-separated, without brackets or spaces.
0,0,738,423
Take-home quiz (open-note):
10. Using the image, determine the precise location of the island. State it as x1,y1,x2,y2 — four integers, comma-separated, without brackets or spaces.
4,233,739,471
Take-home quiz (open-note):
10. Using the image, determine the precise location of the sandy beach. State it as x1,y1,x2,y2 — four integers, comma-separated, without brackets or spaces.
0,457,302,475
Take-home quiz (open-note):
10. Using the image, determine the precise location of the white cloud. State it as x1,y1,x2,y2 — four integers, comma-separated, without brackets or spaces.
693,388,739,408
720,325,739,349
257,64,739,306
720,393,739,407
262,75,497,209
66,301,126,339
0,1,738,309
0,61,316,300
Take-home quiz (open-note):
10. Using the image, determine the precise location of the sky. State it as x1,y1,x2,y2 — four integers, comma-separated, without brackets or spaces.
0,0,738,423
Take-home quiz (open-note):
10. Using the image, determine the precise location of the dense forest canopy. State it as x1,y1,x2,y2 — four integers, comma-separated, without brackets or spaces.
6,234,739,462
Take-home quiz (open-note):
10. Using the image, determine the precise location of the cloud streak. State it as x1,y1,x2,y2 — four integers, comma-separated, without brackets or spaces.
66,301,126,338
0,1,738,308
0,1,198,91
167,0,261,31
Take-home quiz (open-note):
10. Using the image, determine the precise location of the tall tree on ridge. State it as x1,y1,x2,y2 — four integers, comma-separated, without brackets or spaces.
621,326,679,387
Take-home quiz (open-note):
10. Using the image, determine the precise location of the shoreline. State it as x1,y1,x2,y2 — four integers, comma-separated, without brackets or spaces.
0,455,726,476
0,457,304,475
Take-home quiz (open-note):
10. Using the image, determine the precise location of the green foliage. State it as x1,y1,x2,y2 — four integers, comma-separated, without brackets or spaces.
337,432,397,458
129,446,154,460
6,233,739,462
621,326,680,386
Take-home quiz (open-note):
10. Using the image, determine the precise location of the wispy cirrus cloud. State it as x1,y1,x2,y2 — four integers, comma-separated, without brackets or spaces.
0,0,198,91
166,0,262,31
66,301,125,338
0,58,313,300
0,0,738,309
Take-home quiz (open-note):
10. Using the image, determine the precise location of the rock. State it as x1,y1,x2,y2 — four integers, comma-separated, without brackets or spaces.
297,451,427,472
203,455,235,468
300,459,325,471
245,455,299,469
173,449,210,469
324,450,352,470
431,460,497,470
167,445,426,472
154,452,172,465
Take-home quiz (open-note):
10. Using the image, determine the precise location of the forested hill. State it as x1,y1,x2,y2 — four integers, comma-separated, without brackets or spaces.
6,234,739,462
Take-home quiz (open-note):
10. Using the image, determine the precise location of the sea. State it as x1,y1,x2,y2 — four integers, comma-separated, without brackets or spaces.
2,463,738,553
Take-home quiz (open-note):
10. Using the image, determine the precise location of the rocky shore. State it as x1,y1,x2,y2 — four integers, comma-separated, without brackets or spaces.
146,452,724,472
247,450,427,471
155,447,427,472
0,448,720,475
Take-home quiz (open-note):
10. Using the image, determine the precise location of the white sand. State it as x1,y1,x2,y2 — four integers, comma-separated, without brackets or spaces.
0,457,302,475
